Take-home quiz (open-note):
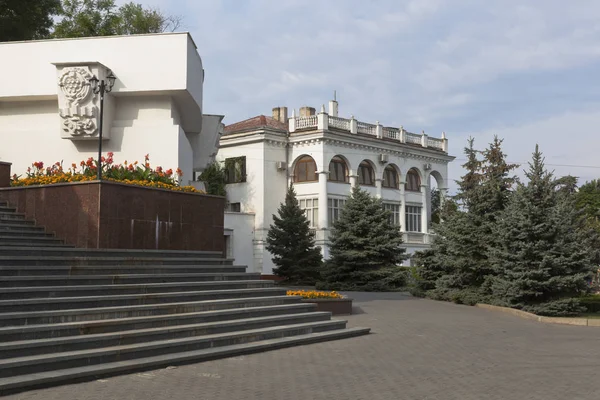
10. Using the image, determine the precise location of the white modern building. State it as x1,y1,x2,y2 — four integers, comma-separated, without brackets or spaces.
218,100,455,275
0,33,222,181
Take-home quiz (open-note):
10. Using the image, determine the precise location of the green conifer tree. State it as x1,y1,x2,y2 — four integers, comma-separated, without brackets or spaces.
265,185,322,284
488,145,594,316
320,186,407,291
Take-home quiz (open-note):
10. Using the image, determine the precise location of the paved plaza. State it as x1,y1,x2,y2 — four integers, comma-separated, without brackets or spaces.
7,292,600,400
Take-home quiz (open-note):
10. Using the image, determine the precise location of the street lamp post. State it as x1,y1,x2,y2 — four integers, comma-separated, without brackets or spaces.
89,71,116,180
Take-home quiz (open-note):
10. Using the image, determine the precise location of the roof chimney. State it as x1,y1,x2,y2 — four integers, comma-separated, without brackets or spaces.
299,106,316,117
272,107,288,123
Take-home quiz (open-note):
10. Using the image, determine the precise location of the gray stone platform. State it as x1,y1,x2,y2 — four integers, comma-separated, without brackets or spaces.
7,291,600,400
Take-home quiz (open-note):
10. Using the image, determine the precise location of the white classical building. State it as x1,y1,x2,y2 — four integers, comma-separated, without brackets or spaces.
218,100,455,275
0,33,222,181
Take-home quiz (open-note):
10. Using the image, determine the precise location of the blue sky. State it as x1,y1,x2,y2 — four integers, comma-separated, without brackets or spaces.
128,0,600,191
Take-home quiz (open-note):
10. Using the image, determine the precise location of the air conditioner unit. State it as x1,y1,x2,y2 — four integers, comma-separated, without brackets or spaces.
379,154,389,164
276,161,287,171
424,163,432,170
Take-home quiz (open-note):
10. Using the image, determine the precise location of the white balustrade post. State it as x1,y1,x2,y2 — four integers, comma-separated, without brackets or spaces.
421,130,428,148
289,109,296,133
421,184,429,234
375,178,383,198
376,121,383,139
318,104,328,130
350,115,358,134
318,171,329,230
441,131,448,152
399,126,406,143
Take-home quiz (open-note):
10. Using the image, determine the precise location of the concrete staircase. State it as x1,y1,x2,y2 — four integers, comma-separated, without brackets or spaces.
0,200,369,394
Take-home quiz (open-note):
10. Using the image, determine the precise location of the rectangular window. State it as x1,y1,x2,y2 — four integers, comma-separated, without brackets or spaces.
299,198,319,228
225,157,246,183
328,198,346,223
383,203,400,226
226,202,241,212
405,206,422,232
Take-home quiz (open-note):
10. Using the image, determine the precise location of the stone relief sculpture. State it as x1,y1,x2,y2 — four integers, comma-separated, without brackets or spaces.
57,67,98,138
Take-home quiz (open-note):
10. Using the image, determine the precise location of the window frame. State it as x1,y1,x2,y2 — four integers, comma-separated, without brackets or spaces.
328,197,347,224
224,156,246,184
299,197,319,228
405,169,421,192
294,156,318,183
383,203,401,225
382,166,399,189
405,205,422,232
328,157,349,183
357,161,375,186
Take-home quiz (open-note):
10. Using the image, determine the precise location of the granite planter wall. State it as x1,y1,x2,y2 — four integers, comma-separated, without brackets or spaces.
0,162,10,189
0,181,225,252
301,298,353,316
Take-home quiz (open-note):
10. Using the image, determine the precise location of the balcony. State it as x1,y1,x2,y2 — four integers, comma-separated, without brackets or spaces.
289,111,448,153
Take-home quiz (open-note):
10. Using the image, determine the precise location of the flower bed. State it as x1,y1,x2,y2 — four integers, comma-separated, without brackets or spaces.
286,290,343,299
10,154,199,193
287,290,352,315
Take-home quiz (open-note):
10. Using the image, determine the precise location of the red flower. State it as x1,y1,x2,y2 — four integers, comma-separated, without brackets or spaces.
176,168,183,177
165,169,173,176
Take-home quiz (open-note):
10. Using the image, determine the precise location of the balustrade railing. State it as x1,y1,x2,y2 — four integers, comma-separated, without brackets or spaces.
295,115,318,130
427,137,444,150
329,116,351,131
288,112,447,152
405,132,422,145
357,121,376,136
383,127,399,140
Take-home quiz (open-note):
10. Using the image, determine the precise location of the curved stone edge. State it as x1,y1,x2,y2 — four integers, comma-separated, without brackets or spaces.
475,303,600,326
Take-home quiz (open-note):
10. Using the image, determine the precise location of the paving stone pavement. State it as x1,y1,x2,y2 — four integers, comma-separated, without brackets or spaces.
7,292,600,400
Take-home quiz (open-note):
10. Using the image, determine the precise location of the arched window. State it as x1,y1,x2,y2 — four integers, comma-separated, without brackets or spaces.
294,156,317,183
358,161,375,186
405,169,421,191
382,165,399,189
328,156,348,183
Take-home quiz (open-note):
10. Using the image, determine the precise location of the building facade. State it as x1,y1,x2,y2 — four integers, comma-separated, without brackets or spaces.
217,100,455,275
0,33,223,182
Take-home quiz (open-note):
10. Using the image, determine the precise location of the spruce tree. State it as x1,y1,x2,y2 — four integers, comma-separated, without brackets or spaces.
488,145,594,316
265,186,322,284
320,186,407,291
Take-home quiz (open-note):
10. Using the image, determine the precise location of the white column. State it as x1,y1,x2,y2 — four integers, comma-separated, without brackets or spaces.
350,116,357,134
318,171,328,230
349,174,358,188
421,184,429,234
375,121,383,139
399,180,406,232
375,178,383,198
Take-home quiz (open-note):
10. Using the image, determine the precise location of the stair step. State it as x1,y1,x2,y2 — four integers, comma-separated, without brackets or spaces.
0,272,261,287
0,303,318,341
0,224,45,232
0,256,235,267
0,295,302,326
0,230,55,238
0,327,370,394
0,264,244,276
0,280,274,300
0,217,34,225
0,312,334,358
0,211,26,219
0,206,16,213
0,247,223,259
0,320,351,379
0,236,62,243
0,287,288,313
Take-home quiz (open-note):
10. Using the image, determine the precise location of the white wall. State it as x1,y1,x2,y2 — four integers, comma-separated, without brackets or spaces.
0,33,218,180
224,212,256,271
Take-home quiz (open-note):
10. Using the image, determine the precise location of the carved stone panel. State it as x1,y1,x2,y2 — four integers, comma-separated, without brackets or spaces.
54,62,114,141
